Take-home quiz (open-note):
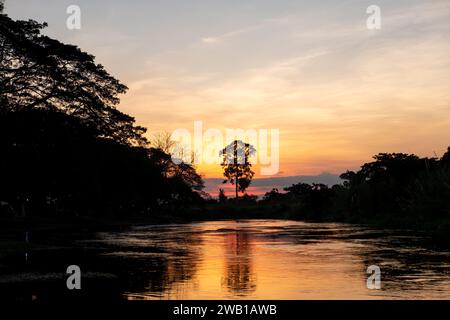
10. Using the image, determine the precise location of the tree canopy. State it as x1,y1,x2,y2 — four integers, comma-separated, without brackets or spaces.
221,140,256,198
0,11,146,145
261,150,450,227
0,10,205,217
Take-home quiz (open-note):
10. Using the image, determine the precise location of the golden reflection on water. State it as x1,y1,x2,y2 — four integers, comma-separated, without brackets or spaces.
120,220,450,300
221,231,256,296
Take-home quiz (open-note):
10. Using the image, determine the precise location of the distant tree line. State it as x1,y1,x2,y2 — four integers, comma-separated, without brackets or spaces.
259,150,450,229
0,10,204,217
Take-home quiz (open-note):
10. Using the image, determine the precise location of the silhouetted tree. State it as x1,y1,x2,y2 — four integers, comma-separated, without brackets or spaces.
221,140,256,199
151,132,176,154
0,12,146,145
0,10,205,217
0,108,205,217
218,188,227,203
282,183,334,219
262,188,282,202
441,147,450,165
256,148,450,225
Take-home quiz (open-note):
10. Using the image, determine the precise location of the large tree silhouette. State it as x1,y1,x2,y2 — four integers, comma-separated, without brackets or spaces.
221,140,256,199
0,9,205,217
0,11,146,145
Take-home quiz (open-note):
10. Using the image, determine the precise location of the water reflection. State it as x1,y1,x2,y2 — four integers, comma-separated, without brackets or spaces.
1,220,450,300
221,229,256,296
91,225,204,299
113,220,450,299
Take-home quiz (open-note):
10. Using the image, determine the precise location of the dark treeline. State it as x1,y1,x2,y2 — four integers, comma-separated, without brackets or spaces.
217,150,450,231
0,9,204,218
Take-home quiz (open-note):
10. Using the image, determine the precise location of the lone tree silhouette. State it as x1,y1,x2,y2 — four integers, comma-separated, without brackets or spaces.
221,140,256,199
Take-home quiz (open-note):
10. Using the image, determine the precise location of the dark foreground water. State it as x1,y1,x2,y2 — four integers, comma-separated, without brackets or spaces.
1,220,450,300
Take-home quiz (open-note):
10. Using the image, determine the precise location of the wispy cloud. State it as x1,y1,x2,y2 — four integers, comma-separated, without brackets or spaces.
200,16,292,45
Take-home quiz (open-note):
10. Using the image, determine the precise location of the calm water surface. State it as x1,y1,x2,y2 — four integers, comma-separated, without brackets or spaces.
95,220,450,299
1,219,450,300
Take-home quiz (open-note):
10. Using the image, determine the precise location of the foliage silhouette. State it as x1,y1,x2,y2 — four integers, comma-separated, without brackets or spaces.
218,188,227,203
0,11,145,145
221,140,256,199
259,150,450,232
0,11,204,218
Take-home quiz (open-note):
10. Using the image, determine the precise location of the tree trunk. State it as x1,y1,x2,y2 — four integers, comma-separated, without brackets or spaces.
235,140,238,200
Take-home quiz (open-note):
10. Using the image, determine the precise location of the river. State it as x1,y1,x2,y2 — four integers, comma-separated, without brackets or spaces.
1,219,450,300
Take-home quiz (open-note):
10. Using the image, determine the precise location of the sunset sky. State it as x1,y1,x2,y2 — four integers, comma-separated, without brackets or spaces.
6,0,450,194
